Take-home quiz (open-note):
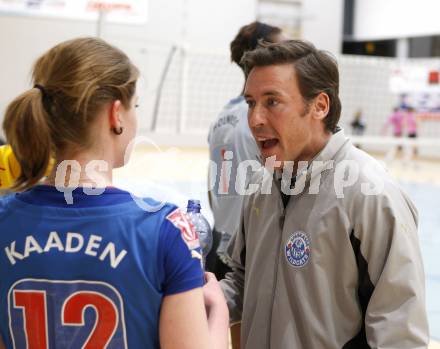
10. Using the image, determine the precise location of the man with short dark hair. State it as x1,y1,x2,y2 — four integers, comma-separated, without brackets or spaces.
207,21,283,280
220,40,429,349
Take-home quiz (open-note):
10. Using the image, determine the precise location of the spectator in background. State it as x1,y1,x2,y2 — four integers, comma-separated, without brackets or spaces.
406,106,418,138
350,108,366,136
382,106,419,163
405,106,419,161
350,108,366,149
207,21,284,349
383,107,405,138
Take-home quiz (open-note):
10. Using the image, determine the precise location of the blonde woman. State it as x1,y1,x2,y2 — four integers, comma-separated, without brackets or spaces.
0,37,228,349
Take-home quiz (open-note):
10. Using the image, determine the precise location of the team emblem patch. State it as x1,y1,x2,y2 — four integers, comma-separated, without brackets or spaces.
166,209,200,250
285,231,311,268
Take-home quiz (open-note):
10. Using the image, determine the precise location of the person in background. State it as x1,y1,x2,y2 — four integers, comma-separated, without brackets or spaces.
0,37,228,349
404,106,419,161
350,108,366,149
207,21,283,279
350,108,366,136
0,145,20,192
207,21,283,349
382,106,419,163
406,106,418,138
383,107,405,138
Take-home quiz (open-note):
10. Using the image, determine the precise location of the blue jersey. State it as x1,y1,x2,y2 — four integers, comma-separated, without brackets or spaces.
0,185,204,348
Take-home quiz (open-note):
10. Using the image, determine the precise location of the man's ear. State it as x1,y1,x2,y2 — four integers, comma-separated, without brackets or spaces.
313,92,330,121
108,100,123,129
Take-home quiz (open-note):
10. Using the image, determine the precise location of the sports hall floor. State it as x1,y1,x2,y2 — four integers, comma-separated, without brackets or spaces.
114,145,440,347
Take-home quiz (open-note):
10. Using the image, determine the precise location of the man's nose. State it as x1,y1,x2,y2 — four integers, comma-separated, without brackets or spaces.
248,104,266,130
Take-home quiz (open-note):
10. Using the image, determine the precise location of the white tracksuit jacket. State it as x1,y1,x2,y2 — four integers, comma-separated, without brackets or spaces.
221,129,429,349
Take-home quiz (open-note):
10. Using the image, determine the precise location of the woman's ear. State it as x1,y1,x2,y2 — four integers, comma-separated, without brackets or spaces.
109,100,123,129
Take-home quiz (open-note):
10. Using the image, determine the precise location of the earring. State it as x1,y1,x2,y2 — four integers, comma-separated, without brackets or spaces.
112,126,124,135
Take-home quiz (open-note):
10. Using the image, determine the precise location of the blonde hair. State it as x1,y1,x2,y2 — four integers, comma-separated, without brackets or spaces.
3,37,139,191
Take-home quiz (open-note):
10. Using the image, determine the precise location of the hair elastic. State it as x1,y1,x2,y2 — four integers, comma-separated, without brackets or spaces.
34,84,47,96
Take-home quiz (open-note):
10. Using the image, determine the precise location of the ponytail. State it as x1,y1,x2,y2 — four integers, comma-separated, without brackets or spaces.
2,37,139,191
3,87,52,191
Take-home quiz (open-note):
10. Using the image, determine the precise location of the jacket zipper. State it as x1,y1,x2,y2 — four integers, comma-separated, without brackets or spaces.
266,188,287,349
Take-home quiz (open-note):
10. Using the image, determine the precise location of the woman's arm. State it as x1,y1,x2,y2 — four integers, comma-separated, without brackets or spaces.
160,275,228,349
203,272,229,349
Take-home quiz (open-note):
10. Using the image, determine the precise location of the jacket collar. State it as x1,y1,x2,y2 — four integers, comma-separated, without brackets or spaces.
307,127,349,180
274,128,350,191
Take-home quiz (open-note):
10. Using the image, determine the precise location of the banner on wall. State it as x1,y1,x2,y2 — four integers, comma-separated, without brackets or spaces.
0,0,148,24
390,65,440,112
390,66,440,94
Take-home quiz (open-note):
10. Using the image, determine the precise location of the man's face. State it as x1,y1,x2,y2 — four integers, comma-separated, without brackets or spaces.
244,63,318,166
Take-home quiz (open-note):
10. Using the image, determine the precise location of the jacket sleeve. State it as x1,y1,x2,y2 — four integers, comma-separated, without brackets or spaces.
351,185,429,348
220,208,247,325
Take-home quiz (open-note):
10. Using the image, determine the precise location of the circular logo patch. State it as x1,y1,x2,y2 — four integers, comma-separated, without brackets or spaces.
285,231,311,268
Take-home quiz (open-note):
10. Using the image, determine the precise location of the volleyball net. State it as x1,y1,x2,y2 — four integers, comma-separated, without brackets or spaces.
109,39,440,157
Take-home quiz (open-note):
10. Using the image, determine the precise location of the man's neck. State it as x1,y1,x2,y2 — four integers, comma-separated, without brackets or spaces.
301,130,333,163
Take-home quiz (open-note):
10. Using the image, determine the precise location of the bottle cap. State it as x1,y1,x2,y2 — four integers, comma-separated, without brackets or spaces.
187,199,201,213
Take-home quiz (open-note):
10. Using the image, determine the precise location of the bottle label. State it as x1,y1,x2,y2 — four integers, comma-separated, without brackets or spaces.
166,209,201,250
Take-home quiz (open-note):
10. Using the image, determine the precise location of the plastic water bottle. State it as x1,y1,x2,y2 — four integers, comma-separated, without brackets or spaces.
186,199,212,267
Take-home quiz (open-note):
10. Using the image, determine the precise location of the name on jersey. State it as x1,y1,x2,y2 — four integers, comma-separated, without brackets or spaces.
4,232,127,269
212,114,239,132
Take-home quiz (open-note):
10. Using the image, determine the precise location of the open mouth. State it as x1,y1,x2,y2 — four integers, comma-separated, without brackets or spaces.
260,138,279,150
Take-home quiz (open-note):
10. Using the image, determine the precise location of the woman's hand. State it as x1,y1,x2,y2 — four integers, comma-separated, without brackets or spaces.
203,272,229,349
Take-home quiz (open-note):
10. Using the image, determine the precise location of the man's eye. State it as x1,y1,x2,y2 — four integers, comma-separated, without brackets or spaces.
246,100,255,108
267,98,278,107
